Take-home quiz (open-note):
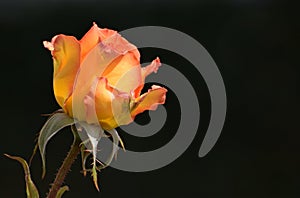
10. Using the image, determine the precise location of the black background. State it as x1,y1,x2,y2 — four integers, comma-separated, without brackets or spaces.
0,0,299,197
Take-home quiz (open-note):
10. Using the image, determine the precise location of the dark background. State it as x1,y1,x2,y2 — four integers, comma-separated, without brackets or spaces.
0,0,299,197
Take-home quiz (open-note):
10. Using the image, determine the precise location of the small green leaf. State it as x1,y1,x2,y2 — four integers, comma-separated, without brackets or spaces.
56,186,69,198
38,111,75,178
5,154,39,198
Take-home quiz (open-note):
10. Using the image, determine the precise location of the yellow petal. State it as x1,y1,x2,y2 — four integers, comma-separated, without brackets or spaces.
84,77,132,130
131,85,167,118
43,35,80,108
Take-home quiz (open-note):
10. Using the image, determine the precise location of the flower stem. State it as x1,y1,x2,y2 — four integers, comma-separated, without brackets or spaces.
46,127,81,198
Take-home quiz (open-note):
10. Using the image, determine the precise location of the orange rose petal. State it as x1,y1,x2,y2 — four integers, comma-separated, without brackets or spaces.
63,95,73,117
132,57,162,98
84,77,132,130
142,57,161,78
71,34,130,122
131,85,167,118
76,25,141,110
79,23,100,60
80,22,117,61
102,50,142,93
43,35,80,108
76,32,139,92
98,28,119,41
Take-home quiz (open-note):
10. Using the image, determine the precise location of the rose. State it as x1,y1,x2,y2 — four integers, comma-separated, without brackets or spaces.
43,23,167,130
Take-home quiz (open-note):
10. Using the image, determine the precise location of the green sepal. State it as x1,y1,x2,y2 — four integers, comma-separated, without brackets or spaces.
55,185,69,198
97,129,123,170
79,122,103,191
80,143,91,177
5,154,40,198
38,111,75,178
92,161,99,191
77,123,124,191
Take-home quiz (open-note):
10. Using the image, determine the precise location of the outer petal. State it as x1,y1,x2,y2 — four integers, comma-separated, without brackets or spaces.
132,57,161,98
84,77,133,130
141,57,161,78
101,33,141,93
131,85,167,118
43,35,80,108
80,23,141,92
80,23,117,61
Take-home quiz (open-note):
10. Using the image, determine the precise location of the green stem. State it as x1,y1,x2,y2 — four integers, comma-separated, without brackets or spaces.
46,127,81,198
